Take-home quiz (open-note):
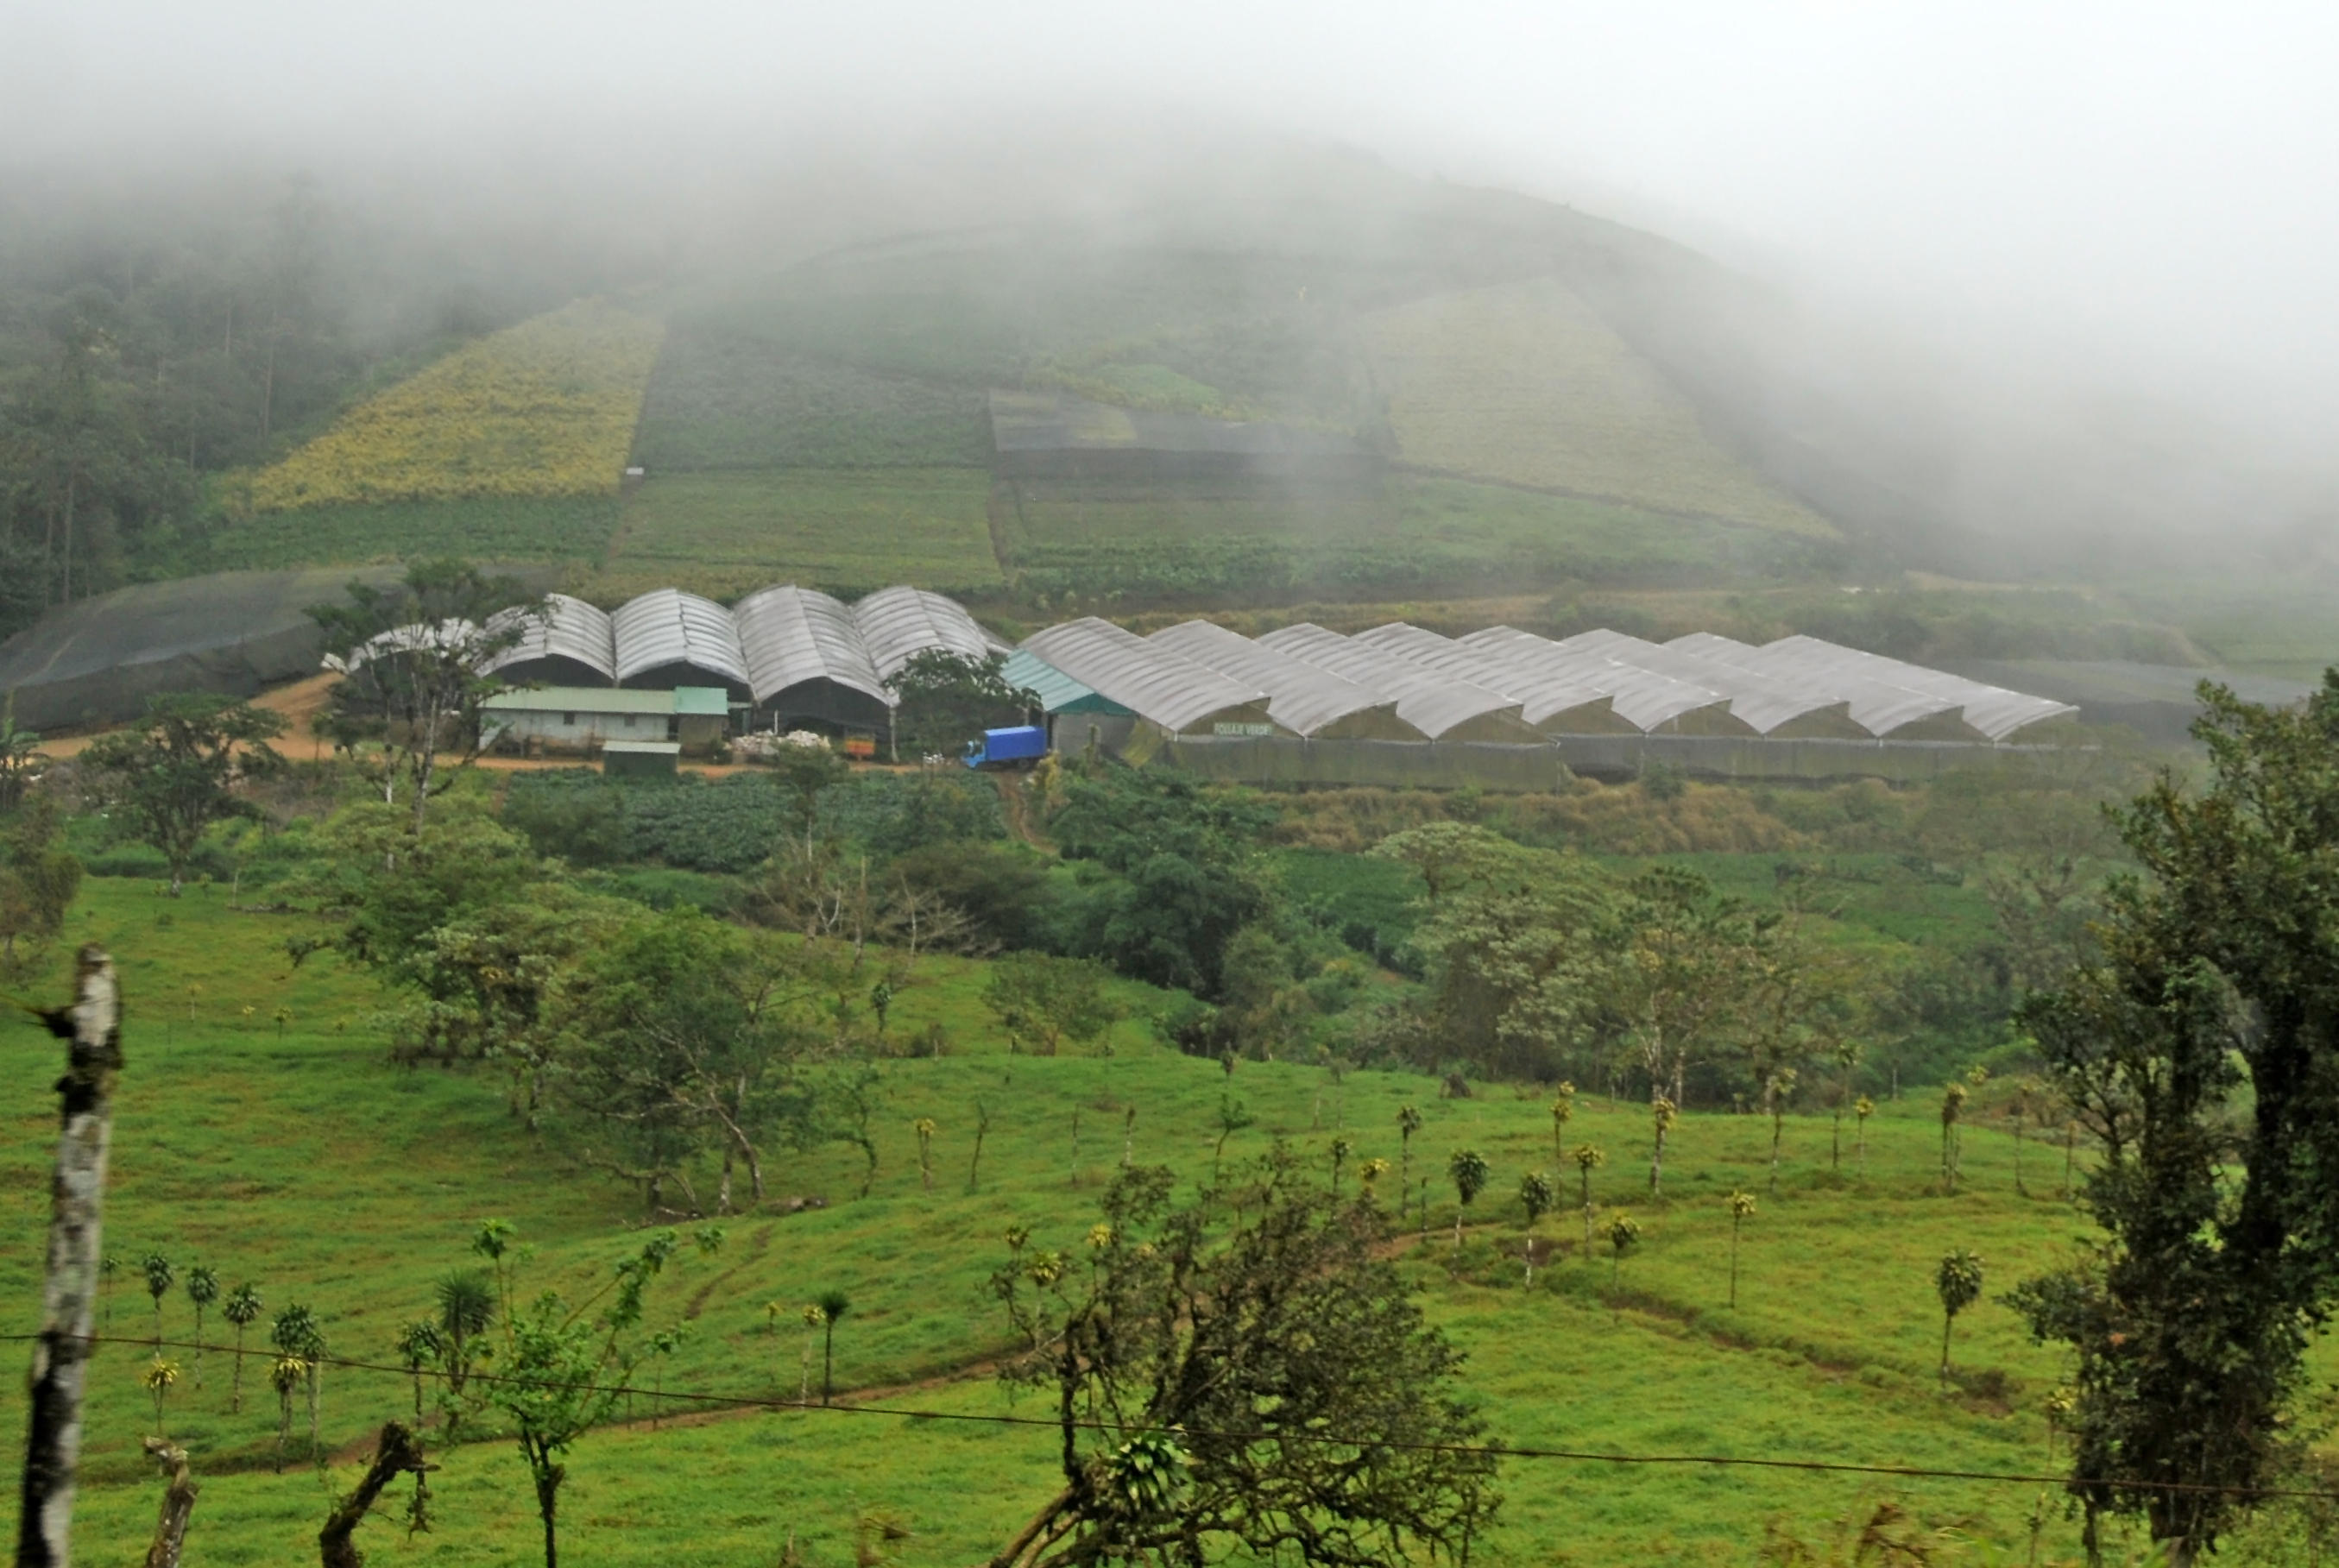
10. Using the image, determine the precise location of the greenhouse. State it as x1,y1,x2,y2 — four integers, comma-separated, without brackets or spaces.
1021,618,1284,737
611,589,753,700
1459,627,1745,734
1257,624,1544,742
733,585,892,734
1558,628,1869,739
484,594,618,687
1148,620,1422,740
1351,623,1633,734
1668,632,1982,740
852,585,1008,683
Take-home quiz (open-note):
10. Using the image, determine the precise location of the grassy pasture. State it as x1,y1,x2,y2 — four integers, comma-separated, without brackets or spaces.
195,494,624,570
0,875,2241,1565
587,469,1003,602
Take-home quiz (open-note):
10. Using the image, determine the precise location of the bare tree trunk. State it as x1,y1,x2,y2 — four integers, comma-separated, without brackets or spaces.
17,946,124,1568
318,1422,426,1568
140,1438,198,1568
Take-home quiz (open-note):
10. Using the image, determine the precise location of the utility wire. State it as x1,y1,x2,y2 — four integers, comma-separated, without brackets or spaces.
27,1332,2337,1503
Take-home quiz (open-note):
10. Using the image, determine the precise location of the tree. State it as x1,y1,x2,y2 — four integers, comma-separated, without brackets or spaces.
765,737,849,860
434,1269,495,1440
319,1422,429,1568
0,793,81,976
269,1303,325,1455
182,1266,218,1389
81,694,284,894
1935,1250,1983,1380
394,1320,442,1424
1726,1192,1756,1309
887,648,1038,759
983,1156,1498,1568
1646,1097,1678,1198
1854,1097,1876,1181
1517,1172,1555,1284
469,1218,722,1568
1764,1068,1798,1198
1213,1095,1253,1180
1607,866,1758,1189
914,1118,938,1191
1396,1105,1423,1220
983,952,1119,1056
1939,1081,1968,1191
140,1254,174,1347
1327,1136,1352,1194
1572,1144,1605,1253
2003,674,2339,1564
1548,1082,1574,1168
310,559,537,831
142,1355,180,1438
1605,1212,1642,1291
221,1284,262,1414
816,1288,849,1405
1447,1148,1489,1252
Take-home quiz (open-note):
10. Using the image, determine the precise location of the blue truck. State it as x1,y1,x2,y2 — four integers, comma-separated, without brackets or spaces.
962,725,1049,770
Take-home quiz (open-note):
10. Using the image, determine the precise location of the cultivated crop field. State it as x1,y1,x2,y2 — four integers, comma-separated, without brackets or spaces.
1359,278,1838,538
196,495,624,570
588,469,1004,601
0,876,2264,1567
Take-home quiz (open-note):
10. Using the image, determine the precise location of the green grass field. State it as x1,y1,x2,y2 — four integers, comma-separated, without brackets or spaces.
190,496,625,571
0,877,2235,1565
587,469,1004,601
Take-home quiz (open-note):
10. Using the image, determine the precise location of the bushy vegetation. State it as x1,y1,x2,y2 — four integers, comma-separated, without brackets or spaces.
235,300,662,511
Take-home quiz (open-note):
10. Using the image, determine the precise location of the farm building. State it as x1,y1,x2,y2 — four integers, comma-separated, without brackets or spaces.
482,686,730,756
1021,618,1286,738
602,740,681,781
987,389,1376,482
734,585,893,735
484,594,618,687
612,589,753,701
853,585,1008,683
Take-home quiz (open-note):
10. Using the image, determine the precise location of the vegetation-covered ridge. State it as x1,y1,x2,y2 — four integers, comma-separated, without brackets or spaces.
232,299,662,512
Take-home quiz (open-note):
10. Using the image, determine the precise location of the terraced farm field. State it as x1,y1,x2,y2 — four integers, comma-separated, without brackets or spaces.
1360,277,1837,538
589,468,1003,601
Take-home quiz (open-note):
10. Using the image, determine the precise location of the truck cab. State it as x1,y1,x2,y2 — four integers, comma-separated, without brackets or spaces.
962,724,1049,770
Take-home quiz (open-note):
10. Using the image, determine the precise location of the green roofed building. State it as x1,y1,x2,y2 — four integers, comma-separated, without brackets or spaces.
602,740,681,781
484,685,733,756
1002,647,1136,756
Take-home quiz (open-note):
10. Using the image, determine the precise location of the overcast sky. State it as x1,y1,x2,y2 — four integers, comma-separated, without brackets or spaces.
8,2,2336,432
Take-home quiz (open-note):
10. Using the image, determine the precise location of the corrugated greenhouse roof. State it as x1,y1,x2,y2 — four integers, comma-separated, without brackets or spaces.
1022,618,1274,734
1150,620,1415,739
484,594,615,683
1558,628,1855,736
1760,635,2080,740
1670,632,1974,738
1352,623,1622,731
1460,627,1737,732
611,589,751,689
733,585,891,708
1000,649,1129,715
333,618,483,675
853,585,1009,685
485,686,684,715
1257,623,1525,740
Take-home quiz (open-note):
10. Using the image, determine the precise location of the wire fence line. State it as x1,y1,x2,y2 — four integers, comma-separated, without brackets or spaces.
17,1332,2336,1504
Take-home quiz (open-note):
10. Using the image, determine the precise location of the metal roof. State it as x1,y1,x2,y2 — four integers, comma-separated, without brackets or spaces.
1670,632,1976,739
611,589,751,689
1001,649,1129,715
486,686,681,715
333,618,484,675
1459,627,1740,733
1352,623,1623,732
1558,628,1857,737
1760,635,2080,740
852,585,1009,685
733,585,891,708
1256,623,1527,740
1022,618,1277,734
1150,620,1418,739
483,594,615,683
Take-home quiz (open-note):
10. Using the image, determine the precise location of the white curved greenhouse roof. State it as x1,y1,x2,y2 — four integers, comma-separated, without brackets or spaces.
1024,618,1275,734
333,618,483,675
1557,628,1855,737
611,589,752,689
1760,635,2079,740
1352,623,1620,730
484,594,615,683
1258,623,1525,740
734,585,891,708
1150,620,1415,739
1669,632,1974,738
1460,627,1738,733
853,585,1009,684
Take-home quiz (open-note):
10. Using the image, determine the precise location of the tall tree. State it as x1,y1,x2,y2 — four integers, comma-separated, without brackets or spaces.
983,952,1120,1057
2008,675,2339,1565
1605,867,1757,1189
984,1157,1498,1568
81,694,284,895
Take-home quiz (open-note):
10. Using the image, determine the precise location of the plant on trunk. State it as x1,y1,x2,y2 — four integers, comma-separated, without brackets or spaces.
1396,1105,1423,1219
1518,1172,1554,1285
221,1283,262,1414
141,1253,173,1347
1939,1081,1968,1191
1935,1250,1983,1379
1726,1191,1756,1309
1605,1212,1642,1293
141,1355,180,1438
1358,1157,1390,1205
1647,1097,1678,1199
798,1303,823,1403
469,1216,723,1568
1854,1096,1876,1180
269,1303,325,1456
433,1268,495,1440
181,1266,218,1389
969,1099,992,1192
1764,1069,1797,1197
816,1289,849,1405
1572,1144,1605,1255
1548,1082,1574,1168
982,1156,1499,1568
319,1422,431,1568
914,1117,937,1191
1830,1039,1863,1174
394,1320,443,1425
269,1355,309,1473
1447,1148,1489,1252
81,695,286,895
1327,1136,1352,1194
1213,1094,1253,1180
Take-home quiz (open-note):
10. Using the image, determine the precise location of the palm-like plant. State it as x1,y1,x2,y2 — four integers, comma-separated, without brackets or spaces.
816,1289,850,1405
1548,1082,1575,1168
184,1265,219,1388
268,1354,309,1472
1855,1096,1876,1180
1830,1039,1863,1173
1726,1191,1756,1308
1605,1212,1642,1291
1940,1081,1969,1190
1357,1157,1390,1204
1764,1068,1798,1197
269,1303,326,1452
1648,1097,1678,1198
221,1283,262,1414
141,1253,174,1347
1327,1136,1352,1194
1214,1095,1254,1181
394,1319,443,1422
913,1118,938,1192
1396,1105,1423,1219
1517,1171,1555,1285
1447,1149,1490,1252
1573,1144,1605,1253
1935,1249,1984,1379
99,1254,120,1332
799,1303,824,1403
142,1355,182,1439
